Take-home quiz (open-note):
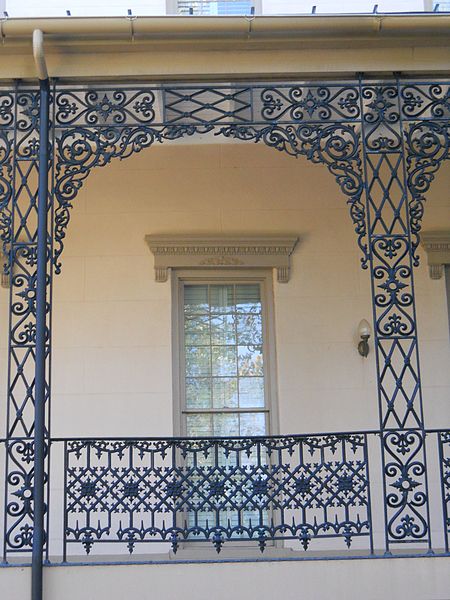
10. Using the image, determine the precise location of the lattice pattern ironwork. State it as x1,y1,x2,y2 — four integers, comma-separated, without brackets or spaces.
63,434,371,555
1,86,53,559
438,431,450,553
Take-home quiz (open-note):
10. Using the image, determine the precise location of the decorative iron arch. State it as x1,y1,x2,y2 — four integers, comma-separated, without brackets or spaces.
53,120,367,272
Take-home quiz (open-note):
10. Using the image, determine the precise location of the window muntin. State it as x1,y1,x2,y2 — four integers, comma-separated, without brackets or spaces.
182,282,269,438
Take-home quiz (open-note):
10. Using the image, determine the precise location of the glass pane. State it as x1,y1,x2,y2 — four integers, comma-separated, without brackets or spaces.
184,285,208,313
184,315,210,346
210,285,234,313
212,377,238,409
185,347,211,377
186,413,213,437
211,315,236,345
239,377,264,408
236,314,262,345
212,346,237,376
182,281,268,451
213,413,239,436
238,346,263,376
235,284,261,313
186,378,212,409
240,412,266,437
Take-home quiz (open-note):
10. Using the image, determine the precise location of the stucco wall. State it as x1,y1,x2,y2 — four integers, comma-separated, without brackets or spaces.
42,142,449,438
53,142,376,438
0,141,449,561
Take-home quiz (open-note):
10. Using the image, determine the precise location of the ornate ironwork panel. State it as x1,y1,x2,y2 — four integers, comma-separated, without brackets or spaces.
52,82,368,271
1,85,53,560
63,434,371,556
438,431,450,553
357,80,437,551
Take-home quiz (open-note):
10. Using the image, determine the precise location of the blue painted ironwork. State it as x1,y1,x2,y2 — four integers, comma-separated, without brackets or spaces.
2,430,450,561
438,431,450,553
358,80,435,552
62,433,372,556
52,83,368,271
1,84,53,566
0,78,449,563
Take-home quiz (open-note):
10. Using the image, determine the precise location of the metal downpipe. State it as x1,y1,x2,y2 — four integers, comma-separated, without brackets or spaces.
31,29,49,600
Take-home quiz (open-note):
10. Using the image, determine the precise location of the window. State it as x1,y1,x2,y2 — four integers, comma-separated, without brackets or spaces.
424,0,450,9
173,271,278,439
146,235,294,548
172,270,278,541
432,1,450,10
169,0,261,16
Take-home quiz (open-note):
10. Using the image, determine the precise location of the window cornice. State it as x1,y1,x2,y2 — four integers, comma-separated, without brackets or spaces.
421,231,450,280
145,234,298,283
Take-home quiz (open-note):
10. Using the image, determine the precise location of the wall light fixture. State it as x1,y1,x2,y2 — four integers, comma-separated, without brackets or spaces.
357,319,372,358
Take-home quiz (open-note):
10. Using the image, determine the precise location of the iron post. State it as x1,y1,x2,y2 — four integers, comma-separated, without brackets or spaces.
31,77,50,600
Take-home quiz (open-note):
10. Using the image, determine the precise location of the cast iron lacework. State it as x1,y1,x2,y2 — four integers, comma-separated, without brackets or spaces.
0,79,449,561
52,83,368,272
1,86,53,560
63,434,371,556
438,432,450,553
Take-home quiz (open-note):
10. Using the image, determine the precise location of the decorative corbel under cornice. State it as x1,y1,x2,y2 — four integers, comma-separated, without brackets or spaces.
145,235,299,283
421,231,450,280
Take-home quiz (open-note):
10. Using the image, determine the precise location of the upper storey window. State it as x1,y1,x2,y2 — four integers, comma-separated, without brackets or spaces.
179,279,273,439
172,0,261,15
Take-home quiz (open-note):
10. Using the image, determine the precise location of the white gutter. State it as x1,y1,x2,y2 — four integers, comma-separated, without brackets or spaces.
32,29,48,80
0,15,449,45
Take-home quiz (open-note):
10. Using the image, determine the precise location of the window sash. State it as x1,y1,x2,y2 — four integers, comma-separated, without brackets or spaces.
181,281,269,438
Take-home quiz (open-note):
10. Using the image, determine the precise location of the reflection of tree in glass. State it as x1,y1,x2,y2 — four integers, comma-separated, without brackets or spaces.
184,284,266,423
238,346,263,376
182,285,270,539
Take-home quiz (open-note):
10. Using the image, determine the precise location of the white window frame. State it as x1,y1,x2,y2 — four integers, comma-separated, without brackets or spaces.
171,268,279,439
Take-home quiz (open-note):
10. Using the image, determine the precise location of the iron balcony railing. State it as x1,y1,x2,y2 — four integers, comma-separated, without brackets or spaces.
2,429,449,562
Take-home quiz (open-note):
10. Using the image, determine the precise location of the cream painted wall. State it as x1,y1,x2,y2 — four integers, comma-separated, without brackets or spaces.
2,555,450,600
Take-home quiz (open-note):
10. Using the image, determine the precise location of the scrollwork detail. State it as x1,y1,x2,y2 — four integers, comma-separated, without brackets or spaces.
218,123,368,268
371,237,415,337
401,84,450,120
0,129,13,268
260,85,360,122
383,431,428,542
55,89,157,126
405,121,450,265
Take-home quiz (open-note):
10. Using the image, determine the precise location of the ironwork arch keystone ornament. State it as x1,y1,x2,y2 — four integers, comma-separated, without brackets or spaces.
0,78,449,560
